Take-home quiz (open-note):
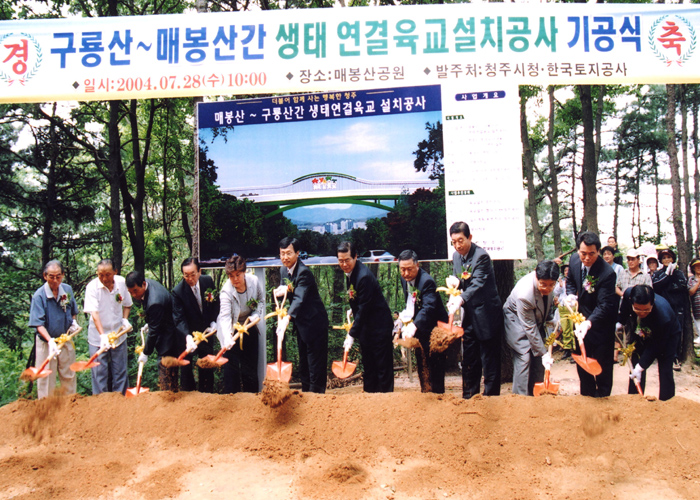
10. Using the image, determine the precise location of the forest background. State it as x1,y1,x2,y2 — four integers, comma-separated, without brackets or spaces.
1,0,699,405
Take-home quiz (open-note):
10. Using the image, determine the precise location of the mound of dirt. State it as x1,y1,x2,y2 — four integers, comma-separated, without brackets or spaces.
1,388,700,500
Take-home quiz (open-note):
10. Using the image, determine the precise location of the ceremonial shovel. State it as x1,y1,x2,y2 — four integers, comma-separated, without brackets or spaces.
164,327,217,367
126,325,150,398
70,324,133,372
617,328,644,396
199,321,248,368
564,303,602,376
21,325,82,382
331,310,356,379
533,327,560,397
264,289,293,383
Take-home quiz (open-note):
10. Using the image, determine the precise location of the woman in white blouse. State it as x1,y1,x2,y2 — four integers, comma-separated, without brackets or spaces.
217,255,265,393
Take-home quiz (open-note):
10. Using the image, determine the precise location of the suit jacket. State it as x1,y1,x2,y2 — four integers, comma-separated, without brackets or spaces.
401,268,448,342
347,261,393,343
141,279,181,357
452,243,504,341
503,271,552,357
172,274,220,339
618,291,680,369
565,253,618,348
281,260,329,348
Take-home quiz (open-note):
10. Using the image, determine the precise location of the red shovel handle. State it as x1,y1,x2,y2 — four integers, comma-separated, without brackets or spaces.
35,356,53,375
342,350,348,370
213,347,227,363
177,350,189,362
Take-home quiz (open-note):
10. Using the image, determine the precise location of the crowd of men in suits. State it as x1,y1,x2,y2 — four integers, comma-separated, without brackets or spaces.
28,221,686,401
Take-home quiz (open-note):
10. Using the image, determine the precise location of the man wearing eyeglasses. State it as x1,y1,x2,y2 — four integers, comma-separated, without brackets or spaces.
618,284,679,400
565,231,618,397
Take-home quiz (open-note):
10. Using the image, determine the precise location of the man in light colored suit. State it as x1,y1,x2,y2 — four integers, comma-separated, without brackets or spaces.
503,261,559,396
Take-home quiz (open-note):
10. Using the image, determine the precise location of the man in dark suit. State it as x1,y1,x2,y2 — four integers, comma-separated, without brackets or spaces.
126,271,183,391
172,257,220,392
447,221,503,398
337,241,394,393
565,231,618,397
398,249,449,393
275,237,329,393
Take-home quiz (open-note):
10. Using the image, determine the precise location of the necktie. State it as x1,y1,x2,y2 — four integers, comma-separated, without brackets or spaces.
194,284,202,312
581,266,587,284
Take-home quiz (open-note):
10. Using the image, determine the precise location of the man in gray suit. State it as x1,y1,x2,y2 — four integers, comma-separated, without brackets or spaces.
447,221,504,398
503,261,559,396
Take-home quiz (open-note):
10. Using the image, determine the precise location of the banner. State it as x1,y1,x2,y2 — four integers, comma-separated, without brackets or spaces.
1,4,699,103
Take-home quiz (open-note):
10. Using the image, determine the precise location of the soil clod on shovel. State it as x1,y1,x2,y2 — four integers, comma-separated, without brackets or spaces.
261,379,292,408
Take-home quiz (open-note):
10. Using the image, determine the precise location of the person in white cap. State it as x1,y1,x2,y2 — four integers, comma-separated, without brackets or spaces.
616,248,652,297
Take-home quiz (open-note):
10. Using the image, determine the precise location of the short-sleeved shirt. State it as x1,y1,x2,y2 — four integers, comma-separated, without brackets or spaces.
29,283,78,340
617,268,652,294
83,275,133,347
688,275,700,319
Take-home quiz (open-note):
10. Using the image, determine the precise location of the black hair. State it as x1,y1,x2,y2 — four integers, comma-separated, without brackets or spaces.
225,255,247,274
278,237,299,252
629,284,655,306
535,260,560,281
181,257,200,271
125,270,146,288
337,241,357,258
601,246,615,256
449,221,470,238
398,249,418,263
576,231,601,251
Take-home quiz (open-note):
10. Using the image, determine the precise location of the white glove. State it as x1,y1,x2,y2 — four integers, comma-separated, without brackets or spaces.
47,338,59,357
140,324,149,336
447,295,463,315
68,319,80,334
343,334,354,351
186,335,197,353
541,351,553,370
138,353,148,364
666,263,676,275
446,275,460,289
575,320,591,341
630,363,644,383
274,285,288,298
99,333,110,350
121,318,132,331
209,321,217,331
276,315,290,337
222,331,235,350
402,322,417,339
564,294,579,309
615,322,623,332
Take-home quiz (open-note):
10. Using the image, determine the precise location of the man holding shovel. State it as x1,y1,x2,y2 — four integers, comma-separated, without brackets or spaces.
566,231,618,397
29,260,80,398
337,241,394,393
172,257,219,393
397,249,448,393
83,259,133,395
126,271,182,392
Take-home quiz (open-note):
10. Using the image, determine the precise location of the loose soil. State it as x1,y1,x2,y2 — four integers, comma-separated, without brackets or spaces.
2,361,700,500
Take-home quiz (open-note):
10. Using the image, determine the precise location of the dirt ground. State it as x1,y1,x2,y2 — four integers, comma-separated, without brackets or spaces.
2,359,700,500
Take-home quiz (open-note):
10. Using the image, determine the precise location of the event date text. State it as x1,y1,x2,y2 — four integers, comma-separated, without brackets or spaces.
83,73,267,93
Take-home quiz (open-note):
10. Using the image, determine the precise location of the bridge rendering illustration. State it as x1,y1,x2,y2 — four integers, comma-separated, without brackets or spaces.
220,172,439,217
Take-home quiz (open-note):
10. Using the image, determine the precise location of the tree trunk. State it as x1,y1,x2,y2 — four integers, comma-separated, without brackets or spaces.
520,93,544,261
693,87,700,255
595,85,606,169
547,86,562,256
578,85,598,234
571,129,578,237
41,102,59,266
613,151,621,245
666,84,689,266
681,85,694,260
653,150,661,242
494,260,514,383
162,99,173,289
107,100,124,271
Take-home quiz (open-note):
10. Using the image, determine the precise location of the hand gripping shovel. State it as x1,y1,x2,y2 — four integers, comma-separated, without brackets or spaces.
21,325,82,382
617,329,644,396
70,324,133,372
199,325,246,368
165,327,217,367
564,303,602,376
332,310,356,379
534,328,560,397
431,282,465,353
126,325,150,397
264,289,293,383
